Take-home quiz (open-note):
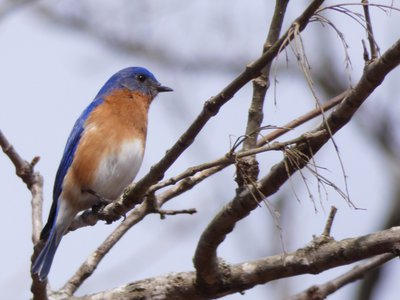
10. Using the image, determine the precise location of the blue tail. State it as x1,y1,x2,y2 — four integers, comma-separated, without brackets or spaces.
32,199,76,281
32,223,63,281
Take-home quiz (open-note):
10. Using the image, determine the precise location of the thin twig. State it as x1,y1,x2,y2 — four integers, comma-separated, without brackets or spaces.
322,206,338,236
362,0,379,60
157,166,224,207
157,208,197,219
257,90,349,147
362,39,370,61
0,129,39,188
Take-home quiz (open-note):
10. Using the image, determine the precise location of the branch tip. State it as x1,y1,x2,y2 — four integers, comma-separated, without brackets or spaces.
322,206,338,237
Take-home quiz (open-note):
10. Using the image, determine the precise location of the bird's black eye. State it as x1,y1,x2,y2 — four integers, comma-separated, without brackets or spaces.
137,74,146,82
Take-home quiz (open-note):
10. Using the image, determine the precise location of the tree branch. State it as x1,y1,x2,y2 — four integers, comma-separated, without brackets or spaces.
0,129,43,243
148,91,347,195
193,37,400,291
361,0,379,60
60,200,152,296
322,206,337,237
237,0,289,188
75,0,326,227
77,227,400,300
288,252,397,300
60,132,327,295
0,129,40,188
68,89,347,233
0,130,47,298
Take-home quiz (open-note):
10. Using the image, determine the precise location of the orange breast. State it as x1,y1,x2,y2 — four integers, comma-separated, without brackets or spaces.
62,89,151,209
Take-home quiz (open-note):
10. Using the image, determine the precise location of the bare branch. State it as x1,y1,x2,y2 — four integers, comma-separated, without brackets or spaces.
78,227,400,300
67,88,348,233
0,130,47,298
64,133,329,295
60,201,152,296
156,208,197,219
322,206,338,237
362,0,379,60
288,252,397,300
193,37,400,291
256,90,349,147
0,129,39,188
237,0,289,188
76,0,327,227
0,129,43,243
65,0,332,236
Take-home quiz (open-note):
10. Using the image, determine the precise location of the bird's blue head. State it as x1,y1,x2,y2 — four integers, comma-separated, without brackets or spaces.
96,67,172,99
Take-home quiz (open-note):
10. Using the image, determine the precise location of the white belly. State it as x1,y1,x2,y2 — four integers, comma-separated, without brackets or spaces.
91,139,144,200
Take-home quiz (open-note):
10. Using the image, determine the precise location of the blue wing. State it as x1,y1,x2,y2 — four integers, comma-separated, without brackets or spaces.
40,97,104,240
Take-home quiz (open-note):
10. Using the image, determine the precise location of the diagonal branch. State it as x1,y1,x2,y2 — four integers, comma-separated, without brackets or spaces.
193,38,400,291
149,89,348,195
77,226,400,300
288,252,397,300
68,85,349,232
60,200,152,296
84,0,326,226
61,132,328,294
64,91,348,293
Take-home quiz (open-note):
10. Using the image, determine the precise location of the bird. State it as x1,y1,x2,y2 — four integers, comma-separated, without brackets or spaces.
31,66,172,281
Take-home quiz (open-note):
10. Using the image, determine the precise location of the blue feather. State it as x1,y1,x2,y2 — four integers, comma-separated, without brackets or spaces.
40,97,104,240
95,67,158,98
31,204,61,281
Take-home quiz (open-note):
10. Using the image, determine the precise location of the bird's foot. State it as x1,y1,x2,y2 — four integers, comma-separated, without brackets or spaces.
82,188,111,213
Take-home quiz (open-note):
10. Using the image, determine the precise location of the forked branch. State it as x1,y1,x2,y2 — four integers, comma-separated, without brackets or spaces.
193,38,400,290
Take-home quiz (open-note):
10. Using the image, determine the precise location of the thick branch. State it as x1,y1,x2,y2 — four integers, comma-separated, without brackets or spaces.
77,227,400,300
193,38,400,290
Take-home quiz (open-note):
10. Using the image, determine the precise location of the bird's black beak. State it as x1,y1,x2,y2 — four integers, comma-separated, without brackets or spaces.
157,85,173,93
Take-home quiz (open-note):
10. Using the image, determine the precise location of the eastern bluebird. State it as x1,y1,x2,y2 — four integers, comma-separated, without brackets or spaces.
32,67,172,281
